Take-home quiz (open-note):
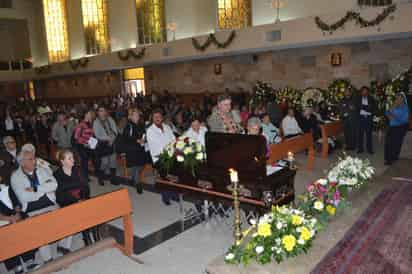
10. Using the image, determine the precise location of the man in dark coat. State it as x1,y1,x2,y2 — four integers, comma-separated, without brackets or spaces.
267,101,282,127
355,86,376,154
339,89,358,150
0,136,19,185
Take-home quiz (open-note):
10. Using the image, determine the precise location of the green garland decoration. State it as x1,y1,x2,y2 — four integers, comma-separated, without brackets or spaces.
117,48,146,61
192,31,236,51
34,65,52,74
315,4,396,34
69,57,89,70
358,0,392,6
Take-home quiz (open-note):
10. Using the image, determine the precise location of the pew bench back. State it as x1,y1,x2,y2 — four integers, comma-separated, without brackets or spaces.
267,133,315,170
0,188,133,261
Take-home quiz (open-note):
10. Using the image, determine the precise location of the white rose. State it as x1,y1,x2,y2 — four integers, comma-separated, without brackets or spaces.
255,246,264,254
317,179,328,186
276,222,283,230
298,238,305,245
183,147,193,154
195,153,203,160
176,141,185,150
177,155,184,162
225,253,235,260
249,219,257,225
196,143,202,152
314,201,324,211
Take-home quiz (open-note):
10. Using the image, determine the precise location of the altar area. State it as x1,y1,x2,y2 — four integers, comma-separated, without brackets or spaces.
15,133,405,274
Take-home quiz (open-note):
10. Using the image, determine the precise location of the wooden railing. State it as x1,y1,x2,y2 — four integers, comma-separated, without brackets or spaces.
0,188,133,261
320,121,343,158
267,132,315,170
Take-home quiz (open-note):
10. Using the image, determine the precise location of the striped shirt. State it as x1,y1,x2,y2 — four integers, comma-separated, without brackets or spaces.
74,121,94,145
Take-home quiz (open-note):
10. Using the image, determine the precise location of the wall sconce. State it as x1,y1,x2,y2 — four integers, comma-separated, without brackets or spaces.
214,64,222,75
331,53,343,67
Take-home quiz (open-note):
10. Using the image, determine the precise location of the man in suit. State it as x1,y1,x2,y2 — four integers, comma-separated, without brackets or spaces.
339,89,358,150
356,86,376,154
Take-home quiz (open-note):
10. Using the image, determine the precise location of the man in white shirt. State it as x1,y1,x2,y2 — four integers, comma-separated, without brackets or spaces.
146,109,176,205
147,109,176,163
281,108,303,138
183,118,208,147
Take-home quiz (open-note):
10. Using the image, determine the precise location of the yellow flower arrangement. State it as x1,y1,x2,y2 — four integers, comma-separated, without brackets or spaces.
282,235,296,252
257,223,272,237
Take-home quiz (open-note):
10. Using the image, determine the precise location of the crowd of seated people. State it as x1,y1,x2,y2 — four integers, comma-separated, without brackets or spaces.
1,88,409,271
0,138,99,273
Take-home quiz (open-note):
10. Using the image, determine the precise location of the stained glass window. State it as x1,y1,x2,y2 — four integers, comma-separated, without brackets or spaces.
81,0,110,55
136,0,166,44
217,0,251,30
42,0,69,63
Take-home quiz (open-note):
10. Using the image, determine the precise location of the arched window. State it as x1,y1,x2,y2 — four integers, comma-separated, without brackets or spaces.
42,0,69,63
136,0,166,44
217,0,251,30
81,0,110,55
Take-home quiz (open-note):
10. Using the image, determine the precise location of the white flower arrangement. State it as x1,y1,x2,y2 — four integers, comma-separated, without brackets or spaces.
327,155,375,188
301,88,324,108
158,136,206,176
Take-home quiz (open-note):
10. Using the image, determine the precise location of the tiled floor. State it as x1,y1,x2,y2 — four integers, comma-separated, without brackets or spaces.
2,133,411,274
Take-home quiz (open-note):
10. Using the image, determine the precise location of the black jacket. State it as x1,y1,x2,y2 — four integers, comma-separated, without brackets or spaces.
0,149,19,185
0,186,21,216
339,96,357,121
122,121,147,167
355,95,376,120
54,166,90,207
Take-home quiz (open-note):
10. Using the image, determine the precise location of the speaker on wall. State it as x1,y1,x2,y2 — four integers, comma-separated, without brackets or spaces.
265,30,282,42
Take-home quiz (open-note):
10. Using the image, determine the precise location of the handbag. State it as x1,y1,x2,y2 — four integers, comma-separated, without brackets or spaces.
95,141,114,157
95,118,116,157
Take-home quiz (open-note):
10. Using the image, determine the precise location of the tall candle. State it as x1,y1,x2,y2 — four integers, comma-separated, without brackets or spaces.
288,152,294,162
229,168,239,183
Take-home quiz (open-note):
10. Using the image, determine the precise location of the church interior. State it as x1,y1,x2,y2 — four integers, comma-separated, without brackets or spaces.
0,0,412,273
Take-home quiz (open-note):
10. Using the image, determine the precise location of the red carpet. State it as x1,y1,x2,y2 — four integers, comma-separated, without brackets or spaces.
311,181,412,274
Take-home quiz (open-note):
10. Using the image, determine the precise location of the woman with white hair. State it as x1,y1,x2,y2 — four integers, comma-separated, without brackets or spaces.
384,92,410,165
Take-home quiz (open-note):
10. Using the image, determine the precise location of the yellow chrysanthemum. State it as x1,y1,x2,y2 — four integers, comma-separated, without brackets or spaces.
300,226,312,241
326,205,336,216
291,215,303,226
257,223,272,237
282,235,296,252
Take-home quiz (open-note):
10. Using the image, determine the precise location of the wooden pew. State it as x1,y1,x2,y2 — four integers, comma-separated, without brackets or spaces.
267,132,315,170
117,154,153,184
0,188,134,262
320,121,343,158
